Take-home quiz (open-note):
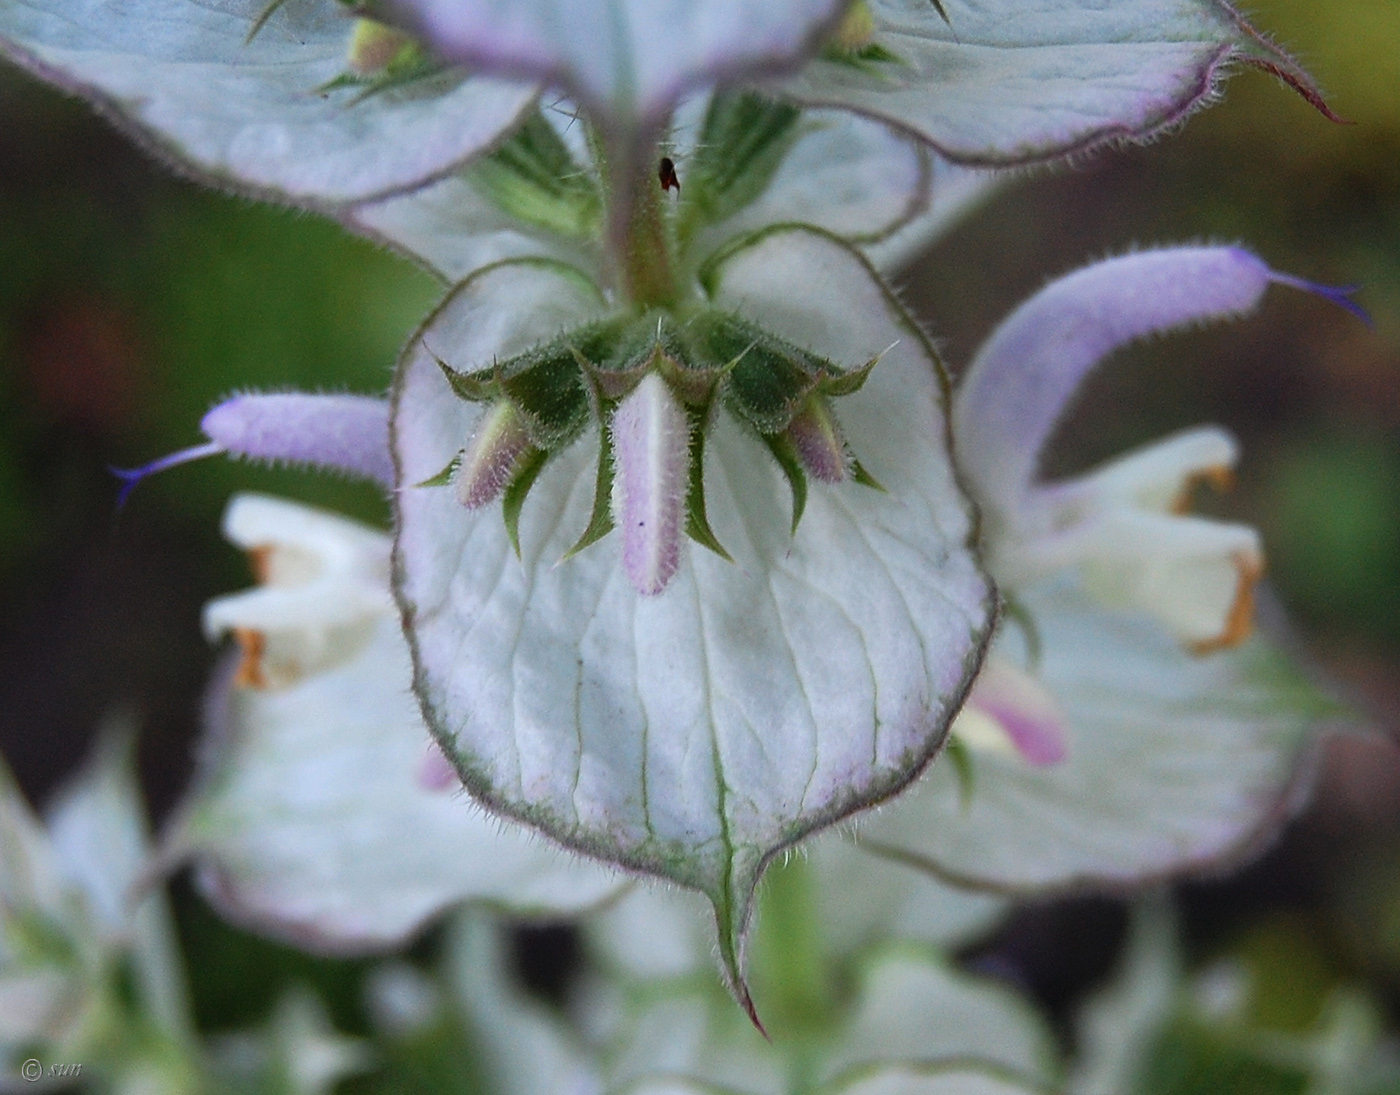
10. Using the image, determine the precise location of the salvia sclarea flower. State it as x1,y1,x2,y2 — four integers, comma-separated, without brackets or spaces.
156,244,1351,1017
0,0,1347,1009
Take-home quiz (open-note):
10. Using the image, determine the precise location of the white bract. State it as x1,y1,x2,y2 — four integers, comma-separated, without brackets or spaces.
778,0,1327,165
392,226,992,1001
164,245,1349,1018
1,0,1346,1026
0,0,1322,242
377,0,1323,173
174,495,1017,994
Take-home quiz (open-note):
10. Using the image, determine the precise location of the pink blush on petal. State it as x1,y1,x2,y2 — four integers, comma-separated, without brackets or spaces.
417,744,461,792
965,658,1069,767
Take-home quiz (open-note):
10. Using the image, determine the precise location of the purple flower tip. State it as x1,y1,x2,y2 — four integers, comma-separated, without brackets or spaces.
1270,272,1373,328
109,442,225,508
202,392,394,485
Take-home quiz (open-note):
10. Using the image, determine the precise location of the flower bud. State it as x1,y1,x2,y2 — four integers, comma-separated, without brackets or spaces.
456,401,537,509
831,1,877,52
784,396,849,483
610,373,690,596
347,19,414,77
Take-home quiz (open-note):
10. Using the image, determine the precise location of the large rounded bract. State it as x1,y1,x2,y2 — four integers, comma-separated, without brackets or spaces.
859,579,1332,891
391,229,992,989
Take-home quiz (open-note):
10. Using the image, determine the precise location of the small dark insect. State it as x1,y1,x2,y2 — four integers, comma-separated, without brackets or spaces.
658,156,680,194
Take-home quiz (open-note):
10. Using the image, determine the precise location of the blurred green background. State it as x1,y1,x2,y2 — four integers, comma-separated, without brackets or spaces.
0,0,1397,1083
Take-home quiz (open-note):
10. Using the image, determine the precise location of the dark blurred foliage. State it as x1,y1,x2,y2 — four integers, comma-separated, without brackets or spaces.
0,0,1397,1066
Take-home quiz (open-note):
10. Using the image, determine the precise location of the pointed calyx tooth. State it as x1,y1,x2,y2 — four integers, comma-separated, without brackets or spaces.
571,313,674,400
689,311,819,433
436,338,593,451
427,309,883,574
455,401,537,509
610,373,691,596
785,396,849,484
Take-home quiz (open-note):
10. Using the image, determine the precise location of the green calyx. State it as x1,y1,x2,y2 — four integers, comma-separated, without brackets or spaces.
427,305,883,562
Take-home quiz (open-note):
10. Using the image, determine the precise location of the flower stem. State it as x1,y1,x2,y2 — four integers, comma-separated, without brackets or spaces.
608,136,678,308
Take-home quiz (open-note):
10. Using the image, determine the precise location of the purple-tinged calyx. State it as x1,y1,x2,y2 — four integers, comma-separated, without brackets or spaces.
112,392,392,505
423,307,886,589
610,373,690,596
785,396,849,483
455,401,537,509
